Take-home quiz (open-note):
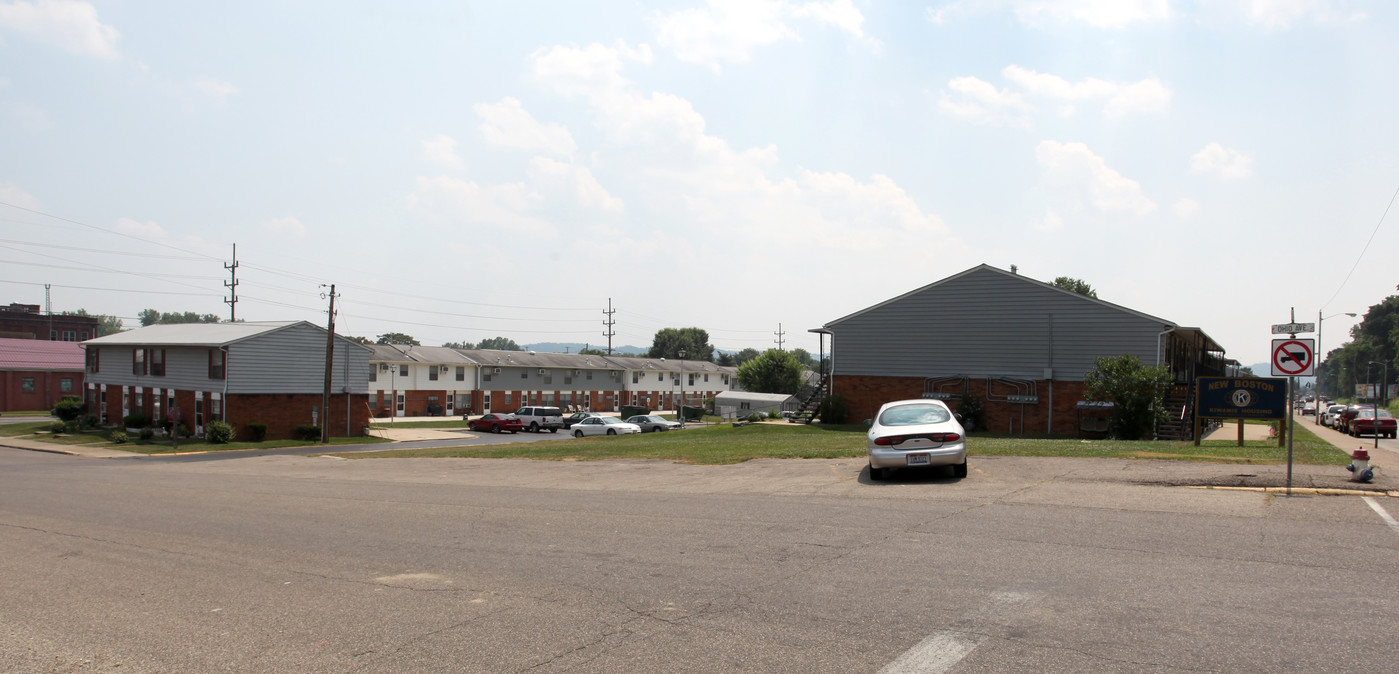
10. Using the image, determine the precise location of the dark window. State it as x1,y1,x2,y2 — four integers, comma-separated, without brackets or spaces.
21,377,35,392
586,371,593,380
60,378,72,392
150,349,166,377
632,372,639,383
62,330,76,342
208,349,225,380
86,347,100,373
369,366,377,382
455,366,465,381
483,373,492,382
133,348,146,375
399,364,408,377
429,366,439,381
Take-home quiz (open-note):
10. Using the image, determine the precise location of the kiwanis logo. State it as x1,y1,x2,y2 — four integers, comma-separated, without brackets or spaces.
1231,389,1253,408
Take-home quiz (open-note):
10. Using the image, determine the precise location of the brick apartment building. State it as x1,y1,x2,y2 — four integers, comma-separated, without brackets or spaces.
0,303,99,342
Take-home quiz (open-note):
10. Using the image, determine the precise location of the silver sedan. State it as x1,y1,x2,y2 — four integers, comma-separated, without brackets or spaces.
625,415,681,432
571,416,642,437
867,399,967,480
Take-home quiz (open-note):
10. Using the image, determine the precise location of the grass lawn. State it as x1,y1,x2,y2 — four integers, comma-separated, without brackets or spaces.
1,421,392,454
333,421,1353,465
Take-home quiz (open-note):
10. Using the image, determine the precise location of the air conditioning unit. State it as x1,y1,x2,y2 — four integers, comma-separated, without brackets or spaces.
493,367,501,374
441,366,449,373
610,371,618,376
574,370,581,376
379,364,389,371
538,369,547,375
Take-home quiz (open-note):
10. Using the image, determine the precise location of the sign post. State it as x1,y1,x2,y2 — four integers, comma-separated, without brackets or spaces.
1271,313,1316,495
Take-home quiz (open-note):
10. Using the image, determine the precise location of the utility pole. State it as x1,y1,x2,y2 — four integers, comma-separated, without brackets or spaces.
774,323,785,351
224,244,239,321
602,298,617,355
320,284,338,444
44,283,52,340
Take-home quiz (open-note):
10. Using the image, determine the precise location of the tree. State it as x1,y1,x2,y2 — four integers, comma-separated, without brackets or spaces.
736,349,803,395
376,332,420,346
790,348,815,368
139,309,221,326
716,352,736,366
344,335,372,345
1083,354,1172,440
732,348,761,366
578,346,607,356
476,336,522,351
63,309,123,336
1052,276,1098,299
648,328,715,361
442,341,473,349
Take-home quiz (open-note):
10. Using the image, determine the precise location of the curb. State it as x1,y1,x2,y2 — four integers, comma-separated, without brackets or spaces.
1185,485,1399,497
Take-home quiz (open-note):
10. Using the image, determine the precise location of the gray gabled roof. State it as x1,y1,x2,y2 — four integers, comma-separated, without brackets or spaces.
370,344,474,364
81,321,373,352
822,264,1176,331
714,391,797,404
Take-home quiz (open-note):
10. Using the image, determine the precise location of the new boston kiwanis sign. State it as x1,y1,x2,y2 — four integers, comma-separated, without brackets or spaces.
1196,377,1288,421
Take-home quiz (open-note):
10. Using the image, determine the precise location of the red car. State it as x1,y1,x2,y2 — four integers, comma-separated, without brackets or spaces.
468,413,523,434
1350,409,1397,439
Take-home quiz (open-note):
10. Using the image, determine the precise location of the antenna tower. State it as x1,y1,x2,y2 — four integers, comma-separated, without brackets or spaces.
603,298,617,355
224,243,240,321
774,323,785,351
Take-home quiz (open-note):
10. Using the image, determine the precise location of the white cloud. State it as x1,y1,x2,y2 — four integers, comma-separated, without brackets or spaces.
194,77,237,103
420,134,464,170
0,183,41,210
1173,198,1200,219
1191,142,1255,180
0,0,119,59
527,157,624,213
928,0,1170,28
406,176,555,236
474,97,577,156
531,40,652,100
1227,0,1362,29
262,216,306,238
1000,65,1170,117
1036,207,1064,231
1036,140,1156,217
114,217,168,239
653,0,873,71
938,76,1032,127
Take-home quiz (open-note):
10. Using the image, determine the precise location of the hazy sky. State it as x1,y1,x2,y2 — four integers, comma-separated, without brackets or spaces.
2,0,1394,366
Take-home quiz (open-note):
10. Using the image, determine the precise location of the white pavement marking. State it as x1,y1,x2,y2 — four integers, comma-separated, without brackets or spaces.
1363,497,1399,536
878,592,1036,674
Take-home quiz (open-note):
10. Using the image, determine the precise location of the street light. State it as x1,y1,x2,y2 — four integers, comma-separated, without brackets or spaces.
678,348,686,428
1316,311,1357,424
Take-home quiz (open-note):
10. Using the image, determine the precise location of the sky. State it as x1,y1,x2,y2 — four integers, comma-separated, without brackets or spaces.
1,0,1395,367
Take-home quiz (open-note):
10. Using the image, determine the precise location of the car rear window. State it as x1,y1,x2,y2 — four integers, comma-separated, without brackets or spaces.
879,404,951,426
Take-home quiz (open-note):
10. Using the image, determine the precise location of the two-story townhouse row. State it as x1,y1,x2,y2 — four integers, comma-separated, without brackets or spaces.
82,321,371,440
457,349,627,414
603,355,737,411
367,344,475,417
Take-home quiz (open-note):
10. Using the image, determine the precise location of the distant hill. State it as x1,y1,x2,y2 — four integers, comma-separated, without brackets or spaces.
524,342,646,356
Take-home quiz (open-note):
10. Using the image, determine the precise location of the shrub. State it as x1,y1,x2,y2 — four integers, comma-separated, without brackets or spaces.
138,427,154,441
49,421,67,434
767,410,783,419
82,415,99,429
957,389,986,433
817,394,849,425
63,420,79,433
122,413,148,429
247,422,268,442
174,424,191,438
108,430,128,444
205,421,234,444
745,412,765,423
53,396,84,421
295,424,322,441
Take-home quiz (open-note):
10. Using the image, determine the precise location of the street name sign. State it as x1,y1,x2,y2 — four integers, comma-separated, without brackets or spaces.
1271,322,1315,335
1271,338,1315,377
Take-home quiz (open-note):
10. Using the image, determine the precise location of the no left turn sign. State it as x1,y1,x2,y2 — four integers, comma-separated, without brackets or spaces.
1271,338,1315,377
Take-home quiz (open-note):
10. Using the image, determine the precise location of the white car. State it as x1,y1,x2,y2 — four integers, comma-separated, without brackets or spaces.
571,416,642,437
867,399,968,480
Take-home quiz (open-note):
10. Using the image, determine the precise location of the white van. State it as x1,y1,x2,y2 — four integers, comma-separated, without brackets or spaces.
514,406,564,433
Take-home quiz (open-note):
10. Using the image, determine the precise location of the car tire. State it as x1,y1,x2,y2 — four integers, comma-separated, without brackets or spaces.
467,422,477,431
868,463,882,481
651,427,660,432
952,461,968,479
530,422,539,433
493,425,501,434
606,429,616,435
574,430,584,438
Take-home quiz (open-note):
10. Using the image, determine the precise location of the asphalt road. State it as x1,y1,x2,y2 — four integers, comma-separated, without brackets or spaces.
3,448,1399,673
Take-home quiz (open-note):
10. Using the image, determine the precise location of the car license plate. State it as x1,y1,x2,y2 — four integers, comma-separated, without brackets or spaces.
907,453,931,466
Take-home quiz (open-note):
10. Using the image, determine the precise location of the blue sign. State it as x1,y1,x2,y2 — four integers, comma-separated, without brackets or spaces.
1197,377,1288,420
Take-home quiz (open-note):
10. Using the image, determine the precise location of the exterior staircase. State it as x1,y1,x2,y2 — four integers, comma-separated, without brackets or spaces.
787,374,829,424
1155,384,1195,441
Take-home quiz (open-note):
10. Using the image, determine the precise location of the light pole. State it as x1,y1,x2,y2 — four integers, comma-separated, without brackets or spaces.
1316,311,1357,424
678,348,686,428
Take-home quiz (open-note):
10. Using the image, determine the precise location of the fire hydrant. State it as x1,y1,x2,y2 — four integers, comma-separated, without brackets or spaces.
1347,448,1374,483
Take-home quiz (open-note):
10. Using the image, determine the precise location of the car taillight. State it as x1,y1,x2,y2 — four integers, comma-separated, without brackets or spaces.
874,436,899,446
934,433,961,442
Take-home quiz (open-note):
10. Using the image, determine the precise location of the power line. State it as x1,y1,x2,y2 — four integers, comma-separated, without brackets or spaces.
1322,182,1399,311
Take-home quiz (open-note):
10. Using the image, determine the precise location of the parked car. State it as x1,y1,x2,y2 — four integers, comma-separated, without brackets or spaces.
1350,409,1397,438
514,406,564,433
571,416,642,437
1322,404,1347,428
1302,401,1317,415
625,414,681,432
467,413,523,434
563,412,603,429
1337,404,1364,433
867,399,967,480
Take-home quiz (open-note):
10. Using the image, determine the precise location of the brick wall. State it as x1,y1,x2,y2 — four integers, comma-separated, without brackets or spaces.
226,392,370,440
834,375,1093,436
0,370,82,412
